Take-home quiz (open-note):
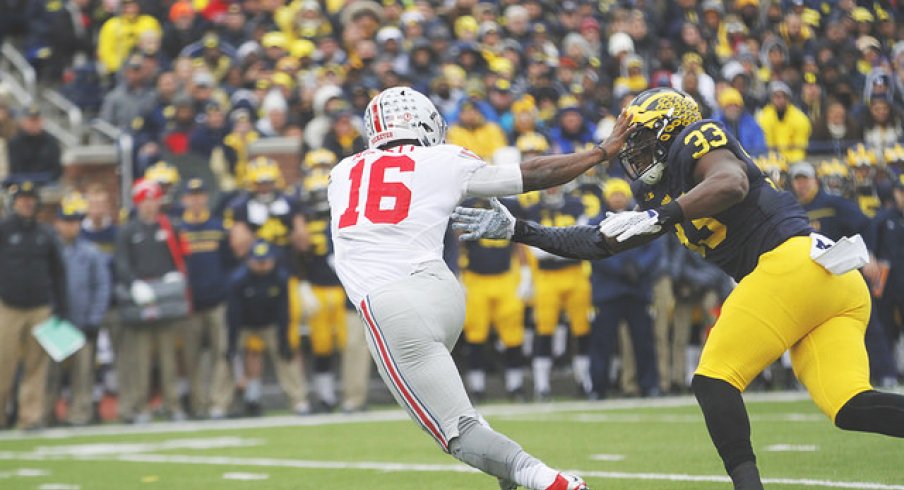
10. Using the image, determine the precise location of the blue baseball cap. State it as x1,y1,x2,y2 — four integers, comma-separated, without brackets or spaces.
184,178,208,193
249,240,276,261
10,180,39,198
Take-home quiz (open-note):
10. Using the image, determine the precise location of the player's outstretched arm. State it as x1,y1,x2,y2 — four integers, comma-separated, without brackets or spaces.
452,198,661,259
519,111,634,192
597,149,749,244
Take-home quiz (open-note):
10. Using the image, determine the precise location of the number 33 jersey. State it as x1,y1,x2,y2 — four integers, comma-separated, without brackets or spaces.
328,144,523,305
632,119,812,282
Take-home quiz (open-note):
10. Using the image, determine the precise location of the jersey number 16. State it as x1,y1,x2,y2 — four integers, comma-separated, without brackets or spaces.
338,155,415,229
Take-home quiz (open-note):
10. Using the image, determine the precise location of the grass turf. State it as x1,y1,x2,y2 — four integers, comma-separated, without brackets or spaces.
0,395,901,489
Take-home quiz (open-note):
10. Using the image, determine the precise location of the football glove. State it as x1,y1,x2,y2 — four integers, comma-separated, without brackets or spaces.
298,281,320,319
451,198,516,241
130,280,156,306
598,210,662,242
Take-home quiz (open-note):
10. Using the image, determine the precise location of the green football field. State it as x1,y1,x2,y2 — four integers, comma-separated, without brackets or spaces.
0,392,901,490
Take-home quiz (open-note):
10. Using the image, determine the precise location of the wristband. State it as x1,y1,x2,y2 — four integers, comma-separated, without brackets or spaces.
512,219,528,242
655,200,685,226
595,142,609,163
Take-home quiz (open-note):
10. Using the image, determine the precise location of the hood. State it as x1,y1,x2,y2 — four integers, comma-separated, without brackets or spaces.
759,38,789,68
313,84,345,117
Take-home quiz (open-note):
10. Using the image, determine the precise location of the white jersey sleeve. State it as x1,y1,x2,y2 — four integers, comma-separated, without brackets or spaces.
449,145,523,198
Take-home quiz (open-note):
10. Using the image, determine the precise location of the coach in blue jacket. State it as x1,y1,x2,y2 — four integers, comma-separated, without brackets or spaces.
588,179,662,399
47,193,111,426
790,161,897,387
179,178,235,418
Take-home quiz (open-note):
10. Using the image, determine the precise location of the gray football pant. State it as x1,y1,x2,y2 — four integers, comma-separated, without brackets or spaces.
359,261,549,486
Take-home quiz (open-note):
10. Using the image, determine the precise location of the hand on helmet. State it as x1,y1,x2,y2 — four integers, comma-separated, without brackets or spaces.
598,109,636,162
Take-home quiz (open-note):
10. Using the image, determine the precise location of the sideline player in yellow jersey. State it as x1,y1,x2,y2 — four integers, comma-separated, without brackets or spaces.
453,88,904,489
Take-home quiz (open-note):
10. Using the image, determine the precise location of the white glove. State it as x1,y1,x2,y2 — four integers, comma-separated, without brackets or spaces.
598,210,662,242
516,265,534,301
130,280,156,306
451,198,516,241
162,271,184,283
298,281,320,318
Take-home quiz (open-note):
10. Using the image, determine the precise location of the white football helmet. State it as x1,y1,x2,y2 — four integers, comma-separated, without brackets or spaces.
364,87,447,149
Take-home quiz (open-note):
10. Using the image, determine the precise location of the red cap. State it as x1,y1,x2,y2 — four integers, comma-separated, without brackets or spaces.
132,179,163,204
169,1,194,21
580,18,600,32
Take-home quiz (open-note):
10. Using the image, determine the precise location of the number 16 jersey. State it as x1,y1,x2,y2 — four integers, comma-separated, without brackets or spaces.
328,144,522,305
632,119,812,282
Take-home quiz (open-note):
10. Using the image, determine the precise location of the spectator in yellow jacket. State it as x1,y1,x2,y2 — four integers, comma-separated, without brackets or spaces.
446,100,507,161
97,0,162,74
757,81,812,162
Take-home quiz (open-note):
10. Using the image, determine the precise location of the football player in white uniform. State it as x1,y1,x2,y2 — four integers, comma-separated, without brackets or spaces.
328,87,633,490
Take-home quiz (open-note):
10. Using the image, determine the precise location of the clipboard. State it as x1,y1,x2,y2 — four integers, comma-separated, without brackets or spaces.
31,317,86,362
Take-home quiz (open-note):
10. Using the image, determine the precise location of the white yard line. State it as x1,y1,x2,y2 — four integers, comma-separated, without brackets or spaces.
5,453,895,490
765,444,819,452
501,413,825,423
0,392,811,441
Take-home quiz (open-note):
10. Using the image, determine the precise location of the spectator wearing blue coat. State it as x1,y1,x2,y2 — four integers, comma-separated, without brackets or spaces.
588,179,661,399
189,103,231,159
549,99,597,155
712,88,767,157
48,193,111,426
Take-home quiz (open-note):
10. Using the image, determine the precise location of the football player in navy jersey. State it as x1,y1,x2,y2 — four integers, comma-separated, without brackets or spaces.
522,186,592,399
459,197,529,401
453,88,904,489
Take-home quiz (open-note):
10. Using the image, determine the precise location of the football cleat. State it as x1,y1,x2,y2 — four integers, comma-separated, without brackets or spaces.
545,473,589,490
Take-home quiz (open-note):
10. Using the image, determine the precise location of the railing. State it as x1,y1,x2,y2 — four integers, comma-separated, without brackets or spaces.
42,89,84,145
89,119,133,206
0,70,33,107
0,41,36,101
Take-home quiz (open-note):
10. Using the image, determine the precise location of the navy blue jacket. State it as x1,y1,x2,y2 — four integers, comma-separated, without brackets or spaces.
589,214,663,303
872,207,904,302
226,264,290,352
801,188,873,247
180,212,234,310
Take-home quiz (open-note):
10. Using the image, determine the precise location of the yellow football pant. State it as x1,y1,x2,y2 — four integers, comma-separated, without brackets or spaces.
695,236,873,421
533,264,591,336
288,276,301,350
462,271,524,347
310,285,348,356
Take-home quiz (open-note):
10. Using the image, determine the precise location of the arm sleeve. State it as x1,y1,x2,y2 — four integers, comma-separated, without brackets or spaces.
114,224,134,286
96,20,115,71
49,234,68,318
465,164,524,197
511,220,612,260
834,198,875,249
88,249,112,326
